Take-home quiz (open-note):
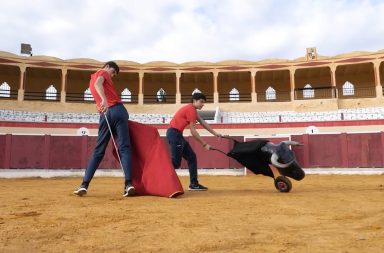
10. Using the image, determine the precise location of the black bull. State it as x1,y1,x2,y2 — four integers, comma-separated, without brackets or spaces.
226,139,305,180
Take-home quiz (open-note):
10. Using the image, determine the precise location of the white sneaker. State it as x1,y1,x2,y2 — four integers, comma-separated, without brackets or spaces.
73,187,87,196
123,185,135,197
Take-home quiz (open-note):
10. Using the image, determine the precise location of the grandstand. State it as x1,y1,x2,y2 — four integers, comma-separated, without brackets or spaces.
0,49,383,113
2,107,384,124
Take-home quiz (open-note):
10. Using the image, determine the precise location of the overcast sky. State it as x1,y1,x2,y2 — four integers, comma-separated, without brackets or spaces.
1,0,383,64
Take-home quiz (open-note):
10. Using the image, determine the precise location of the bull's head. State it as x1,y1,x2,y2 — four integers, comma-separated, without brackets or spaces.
261,141,303,168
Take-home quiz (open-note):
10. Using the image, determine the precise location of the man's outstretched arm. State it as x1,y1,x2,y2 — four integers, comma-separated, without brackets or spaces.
196,113,222,137
189,122,211,150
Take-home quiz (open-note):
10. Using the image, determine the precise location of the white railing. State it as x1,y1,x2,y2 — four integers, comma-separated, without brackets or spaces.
1,107,384,124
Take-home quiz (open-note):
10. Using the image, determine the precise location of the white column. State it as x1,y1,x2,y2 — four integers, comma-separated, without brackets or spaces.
138,72,144,105
289,67,296,101
176,71,181,104
60,68,67,103
251,69,257,103
330,64,338,98
18,65,26,101
374,61,383,98
213,70,218,104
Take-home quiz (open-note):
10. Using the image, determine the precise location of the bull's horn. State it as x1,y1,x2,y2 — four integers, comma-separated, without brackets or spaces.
270,153,294,168
282,140,304,146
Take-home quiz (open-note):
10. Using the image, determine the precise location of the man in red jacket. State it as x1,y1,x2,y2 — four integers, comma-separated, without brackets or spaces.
166,93,222,191
73,61,135,197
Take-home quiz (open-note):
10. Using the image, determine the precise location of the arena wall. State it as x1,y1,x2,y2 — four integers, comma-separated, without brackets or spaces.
1,50,384,173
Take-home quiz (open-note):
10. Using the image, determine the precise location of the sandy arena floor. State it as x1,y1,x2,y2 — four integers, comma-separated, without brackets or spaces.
0,174,383,253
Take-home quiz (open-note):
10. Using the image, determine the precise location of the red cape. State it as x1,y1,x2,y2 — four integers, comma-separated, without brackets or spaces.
114,120,184,198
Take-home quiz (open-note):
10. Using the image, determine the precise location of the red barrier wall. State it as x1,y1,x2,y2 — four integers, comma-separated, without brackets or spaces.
1,133,384,169
310,134,343,167
346,133,382,167
50,136,83,169
291,132,384,168
0,135,6,168
0,135,121,170
10,135,46,169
